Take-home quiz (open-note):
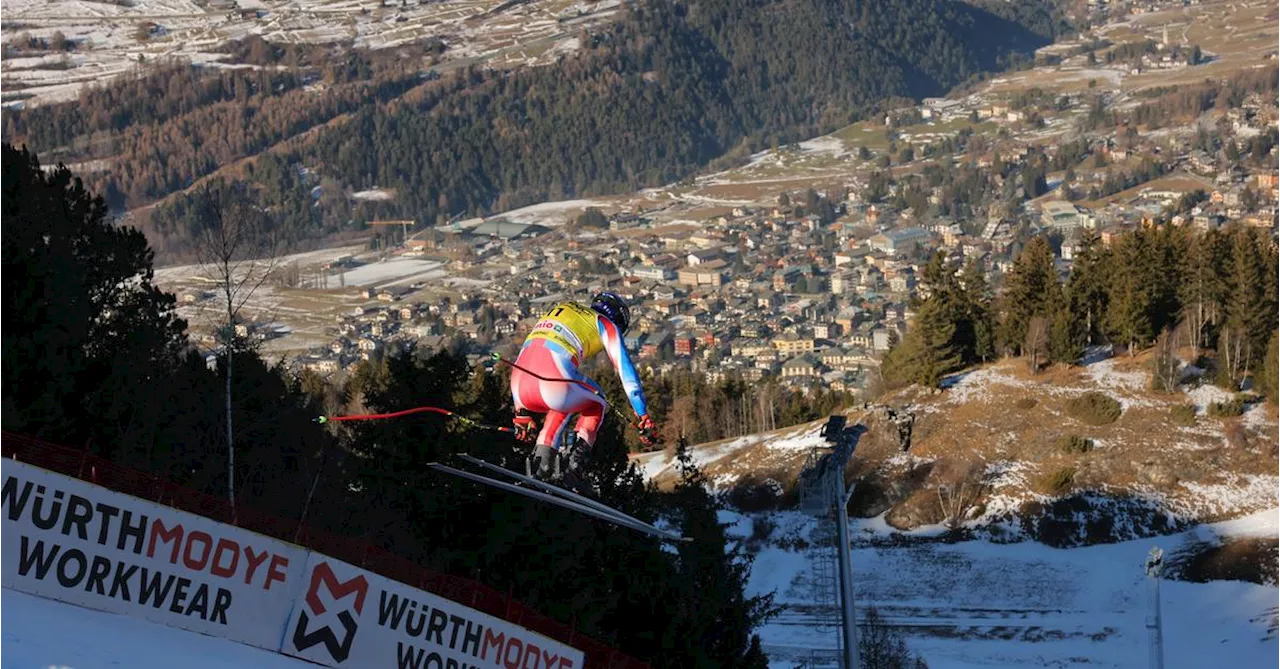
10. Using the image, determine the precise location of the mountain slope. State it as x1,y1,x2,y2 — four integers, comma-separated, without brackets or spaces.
635,348,1279,547
297,0,1052,226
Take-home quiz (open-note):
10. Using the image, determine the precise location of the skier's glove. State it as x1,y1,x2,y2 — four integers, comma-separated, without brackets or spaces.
513,414,538,443
636,414,659,447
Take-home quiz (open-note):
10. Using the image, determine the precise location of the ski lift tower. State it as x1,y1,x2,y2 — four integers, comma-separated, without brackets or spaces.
369,219,415,247
1144,546,1165,669
798,415,865,669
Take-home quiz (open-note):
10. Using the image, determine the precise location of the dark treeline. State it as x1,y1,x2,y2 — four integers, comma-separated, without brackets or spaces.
3,143,782,668
6,0,1057,259
584,363,853,450
1131,66,1278,126
2,60,306,155
1,45,427,212
967,0,1074,42
298,0,1051,227
89,71,422,209
883,225,1280,404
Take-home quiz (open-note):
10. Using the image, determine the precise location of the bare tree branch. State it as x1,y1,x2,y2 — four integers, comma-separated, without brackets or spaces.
183,180,288,516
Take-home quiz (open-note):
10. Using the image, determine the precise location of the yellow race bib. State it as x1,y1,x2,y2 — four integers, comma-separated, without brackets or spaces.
526,301,603,361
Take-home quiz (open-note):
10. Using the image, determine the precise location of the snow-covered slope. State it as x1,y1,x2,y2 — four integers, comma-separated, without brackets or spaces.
1,588,314,669
726,507,1279,668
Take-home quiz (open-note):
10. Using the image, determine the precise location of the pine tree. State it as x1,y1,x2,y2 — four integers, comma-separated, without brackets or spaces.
1149,224,1185,335
3,143,188,452
1178,227,1228,353
902,298,963,388
1222,227,1267,382
667,438,777,668
1048,297,1085,365
999,235,1057,355
960,259,996,363
1259,234,1279,353
1066,229,1109,346
1263,330,1279,406
1105,230,1155,354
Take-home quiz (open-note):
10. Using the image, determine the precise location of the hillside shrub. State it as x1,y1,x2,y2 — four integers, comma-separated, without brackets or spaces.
1037,466,1076,495
1224,422,1252,450
1015,397,1038,410
860,606,931,668
746,514,777,553
727,476,786,512
1170,404,1197,426
1055,435,1093,454
1208,399,1245,418
1066,392,1122,425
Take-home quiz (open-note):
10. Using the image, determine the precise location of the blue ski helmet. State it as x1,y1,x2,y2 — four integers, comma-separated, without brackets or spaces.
590,291,631,335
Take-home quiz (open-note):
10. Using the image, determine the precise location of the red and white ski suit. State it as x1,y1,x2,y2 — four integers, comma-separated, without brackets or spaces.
510,301,648,448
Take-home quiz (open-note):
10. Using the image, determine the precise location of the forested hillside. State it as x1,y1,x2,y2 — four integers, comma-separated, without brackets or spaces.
2,0,1057,257
295,0,1054,229
880,226,1280,402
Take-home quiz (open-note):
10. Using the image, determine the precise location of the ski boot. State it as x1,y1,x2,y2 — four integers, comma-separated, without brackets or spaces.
528,443,558,480
557,437,594,496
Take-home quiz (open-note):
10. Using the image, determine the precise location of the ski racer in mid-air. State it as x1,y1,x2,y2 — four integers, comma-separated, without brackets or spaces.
509,292,657,488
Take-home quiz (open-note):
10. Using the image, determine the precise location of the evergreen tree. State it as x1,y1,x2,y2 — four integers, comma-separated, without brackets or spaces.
1048,296,1085,365
960,259,996,363
899,298,963,388
1178,227,1228,352
665,438,776,668
1148,225,1185,335
998,234,1057,355
1065,229,1109,346
2,143,188,452
1222,227,1267,382
1105,229,1157,354
1258,233,1279,353
1263,330,1279,406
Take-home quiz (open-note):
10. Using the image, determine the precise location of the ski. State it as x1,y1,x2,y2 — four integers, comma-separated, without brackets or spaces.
428,456,691,543
455,453,668,529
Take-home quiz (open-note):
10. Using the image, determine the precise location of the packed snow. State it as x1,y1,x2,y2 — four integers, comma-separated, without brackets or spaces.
796,135,851,157
632,423,828,484
1083,358,1150,393
489,199,600,227
1186,383,1240,414
1,588,317,669
1170,473,1280,519
720,507,1279,668
325,258,445,287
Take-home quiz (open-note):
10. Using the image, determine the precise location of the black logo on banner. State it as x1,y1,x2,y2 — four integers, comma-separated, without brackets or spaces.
292,562,369,663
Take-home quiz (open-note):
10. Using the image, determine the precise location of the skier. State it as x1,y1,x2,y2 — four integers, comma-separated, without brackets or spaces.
509,292,657,487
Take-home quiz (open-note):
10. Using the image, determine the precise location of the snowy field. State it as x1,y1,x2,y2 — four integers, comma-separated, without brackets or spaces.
631,421,826,484
448,198,602,231
725,507,1279,669
1,589,315,669
332,257,446,287
1,0,622,108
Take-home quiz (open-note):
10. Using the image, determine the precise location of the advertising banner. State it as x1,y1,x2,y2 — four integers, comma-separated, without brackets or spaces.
1,460,307,651
282,553,586,669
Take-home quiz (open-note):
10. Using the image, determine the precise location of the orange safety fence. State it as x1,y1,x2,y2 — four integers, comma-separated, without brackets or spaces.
1,431,652,669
